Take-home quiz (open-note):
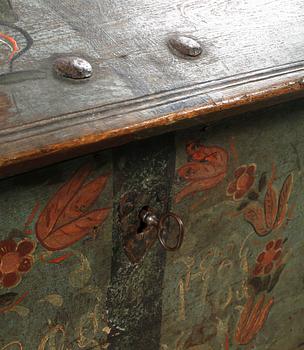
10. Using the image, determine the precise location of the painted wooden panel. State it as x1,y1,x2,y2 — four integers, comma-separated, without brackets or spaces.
161,101,304,350
0,134,176,349
0,151,113,349
1,101,304,349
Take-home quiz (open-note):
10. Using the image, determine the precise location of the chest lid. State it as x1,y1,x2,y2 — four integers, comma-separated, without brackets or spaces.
0,0,304,177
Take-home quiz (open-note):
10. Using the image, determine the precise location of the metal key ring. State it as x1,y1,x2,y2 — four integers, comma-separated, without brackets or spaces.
157,212,184,251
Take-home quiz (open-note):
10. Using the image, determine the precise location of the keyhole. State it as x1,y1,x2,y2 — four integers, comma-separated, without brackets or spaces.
137,206,150,233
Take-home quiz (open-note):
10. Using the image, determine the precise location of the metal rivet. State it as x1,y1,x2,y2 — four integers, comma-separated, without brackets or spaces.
167,35,202,58
53,56,92,79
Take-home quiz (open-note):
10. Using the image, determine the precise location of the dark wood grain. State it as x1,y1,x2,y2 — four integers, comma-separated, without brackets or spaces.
0,0,303,176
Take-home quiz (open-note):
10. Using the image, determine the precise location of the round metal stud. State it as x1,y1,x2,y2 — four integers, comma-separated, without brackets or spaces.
53,56,92,79
167,34,202,58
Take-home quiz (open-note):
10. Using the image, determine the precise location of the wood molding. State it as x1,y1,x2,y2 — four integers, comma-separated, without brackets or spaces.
1,60,304,178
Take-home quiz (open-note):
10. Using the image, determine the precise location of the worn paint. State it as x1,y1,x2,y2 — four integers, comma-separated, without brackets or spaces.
106,134,176,349
0,151,113,348
0,103,304,349
161,103,304,349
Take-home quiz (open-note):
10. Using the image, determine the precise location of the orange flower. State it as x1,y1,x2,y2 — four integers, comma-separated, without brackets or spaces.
227,164,256,201
253,239,283,276
175,143,229,203
0,238,35,288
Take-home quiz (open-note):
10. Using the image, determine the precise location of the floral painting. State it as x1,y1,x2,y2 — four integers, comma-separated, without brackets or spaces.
0,156,113,349
161,111,302,350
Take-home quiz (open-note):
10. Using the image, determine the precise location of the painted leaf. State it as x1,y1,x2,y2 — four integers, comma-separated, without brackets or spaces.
47,252,74,264
40,208,110,251
12,305,30,317
235,294,274,345
40,294,64,307
235,295,254,342
244,296,274,344
251,297,274,335
175,172,226,203
0,292,17,307
264,185,278,229
244,205,269,236
36,164,110,251
36,164,92,239
57,175,108,226
243,294,266,338
275,174,293,229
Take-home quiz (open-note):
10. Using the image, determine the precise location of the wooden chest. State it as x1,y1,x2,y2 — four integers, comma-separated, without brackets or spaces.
0,1,304,349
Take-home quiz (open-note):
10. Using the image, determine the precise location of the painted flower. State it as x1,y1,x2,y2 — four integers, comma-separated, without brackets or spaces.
175,143,229,203
226,164,256,201
0,238,36,288
252,239,283,276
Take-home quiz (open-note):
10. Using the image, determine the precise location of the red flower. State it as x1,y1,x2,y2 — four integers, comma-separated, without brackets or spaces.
0,239,35,288
253,239,283,276
226,164,256,201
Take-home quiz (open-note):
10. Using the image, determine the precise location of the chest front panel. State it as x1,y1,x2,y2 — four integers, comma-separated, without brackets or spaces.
0,101,304,349
161,101,304,350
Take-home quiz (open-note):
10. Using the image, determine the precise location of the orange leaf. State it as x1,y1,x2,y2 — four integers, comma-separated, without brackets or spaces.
242,294,265,342
275,174,293,229
36,164,92,240
244,205,269,236
250,297,274,339
57,175,108,226
47,252,74,264
264,185,278,229
36,164,110,251
235,295,254,343
39,208,110,251
235,294,273,345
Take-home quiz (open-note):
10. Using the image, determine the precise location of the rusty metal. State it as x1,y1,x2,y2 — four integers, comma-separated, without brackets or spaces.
158,212,184,251
139,208,184,251
167,34,202,58
53,56,92,79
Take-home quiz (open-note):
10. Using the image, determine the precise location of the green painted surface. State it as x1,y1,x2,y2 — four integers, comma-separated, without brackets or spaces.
1,101,304,349
0,152,113,349
161,101,304,350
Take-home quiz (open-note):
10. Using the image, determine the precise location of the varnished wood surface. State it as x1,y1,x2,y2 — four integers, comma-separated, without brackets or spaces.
0,0,304,176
